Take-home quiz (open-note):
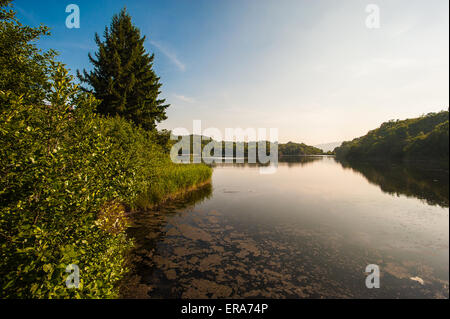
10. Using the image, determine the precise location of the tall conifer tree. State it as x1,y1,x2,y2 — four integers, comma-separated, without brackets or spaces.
78,8,168,130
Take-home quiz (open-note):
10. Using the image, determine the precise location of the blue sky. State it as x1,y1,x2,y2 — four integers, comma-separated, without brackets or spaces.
14,0,449,144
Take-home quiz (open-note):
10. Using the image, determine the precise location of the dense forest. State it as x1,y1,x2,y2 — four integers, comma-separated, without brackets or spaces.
0,1,211,298
278,141,326,156
334,111,449,161
171,135,329,158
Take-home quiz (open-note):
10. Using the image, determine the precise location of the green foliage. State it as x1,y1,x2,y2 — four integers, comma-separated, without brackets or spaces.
152,129,172,153
278,142,324,156
0,63,133,298
0,0,56,105
134,163,212,209
404,120,449,159
78,8,169,131
0,59,211,300
334,111,449,161
0,2,211,299
98,116,212,210
170,135,326,157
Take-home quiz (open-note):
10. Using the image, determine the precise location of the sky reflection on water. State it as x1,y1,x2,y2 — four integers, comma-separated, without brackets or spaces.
121,157,449,299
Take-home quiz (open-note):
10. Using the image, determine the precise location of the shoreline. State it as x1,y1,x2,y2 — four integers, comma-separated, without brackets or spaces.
127,178,213,214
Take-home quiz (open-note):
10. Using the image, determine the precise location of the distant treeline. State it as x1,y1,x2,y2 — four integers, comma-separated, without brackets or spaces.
334,111,449,161
279,141,327,156
169,135,330,157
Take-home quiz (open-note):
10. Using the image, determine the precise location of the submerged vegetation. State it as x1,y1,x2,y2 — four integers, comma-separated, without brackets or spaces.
0,0,211,298
335,111,449,161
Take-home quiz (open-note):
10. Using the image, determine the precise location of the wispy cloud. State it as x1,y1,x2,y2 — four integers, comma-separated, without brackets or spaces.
15,6,38,25
173,94,195,103
150,40,186,72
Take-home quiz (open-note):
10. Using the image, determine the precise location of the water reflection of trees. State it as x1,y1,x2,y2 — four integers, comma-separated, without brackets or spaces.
279,155,324,167
337,159,449,208
205,155,325,169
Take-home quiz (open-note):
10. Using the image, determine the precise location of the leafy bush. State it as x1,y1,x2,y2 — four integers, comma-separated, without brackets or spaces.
0,1,212,298
0,62,212,299
0,0,55,105
98,115,212,210
0,64,134,298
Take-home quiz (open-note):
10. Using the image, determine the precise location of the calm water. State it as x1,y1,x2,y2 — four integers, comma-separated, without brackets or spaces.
121,156,449,299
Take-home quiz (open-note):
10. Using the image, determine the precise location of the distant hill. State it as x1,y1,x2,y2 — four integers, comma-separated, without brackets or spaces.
170,135,327,156
279,142,324,156
314,142,342,153
334,111,449,161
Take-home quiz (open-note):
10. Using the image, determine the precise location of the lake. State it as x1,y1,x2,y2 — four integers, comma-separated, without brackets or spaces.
121,156,449,299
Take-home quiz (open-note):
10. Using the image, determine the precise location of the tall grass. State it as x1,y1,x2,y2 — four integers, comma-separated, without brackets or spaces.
98,115,213,210
135,163,212,209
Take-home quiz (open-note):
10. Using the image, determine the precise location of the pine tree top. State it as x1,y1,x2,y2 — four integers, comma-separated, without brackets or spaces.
78,8,169,131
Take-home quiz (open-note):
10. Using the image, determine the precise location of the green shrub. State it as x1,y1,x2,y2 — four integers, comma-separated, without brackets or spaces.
0,1,212,298
97,115,212,210
0,63,212,298
0,64,132,298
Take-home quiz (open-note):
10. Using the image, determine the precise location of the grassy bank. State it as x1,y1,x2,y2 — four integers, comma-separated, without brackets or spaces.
134,167,212,210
